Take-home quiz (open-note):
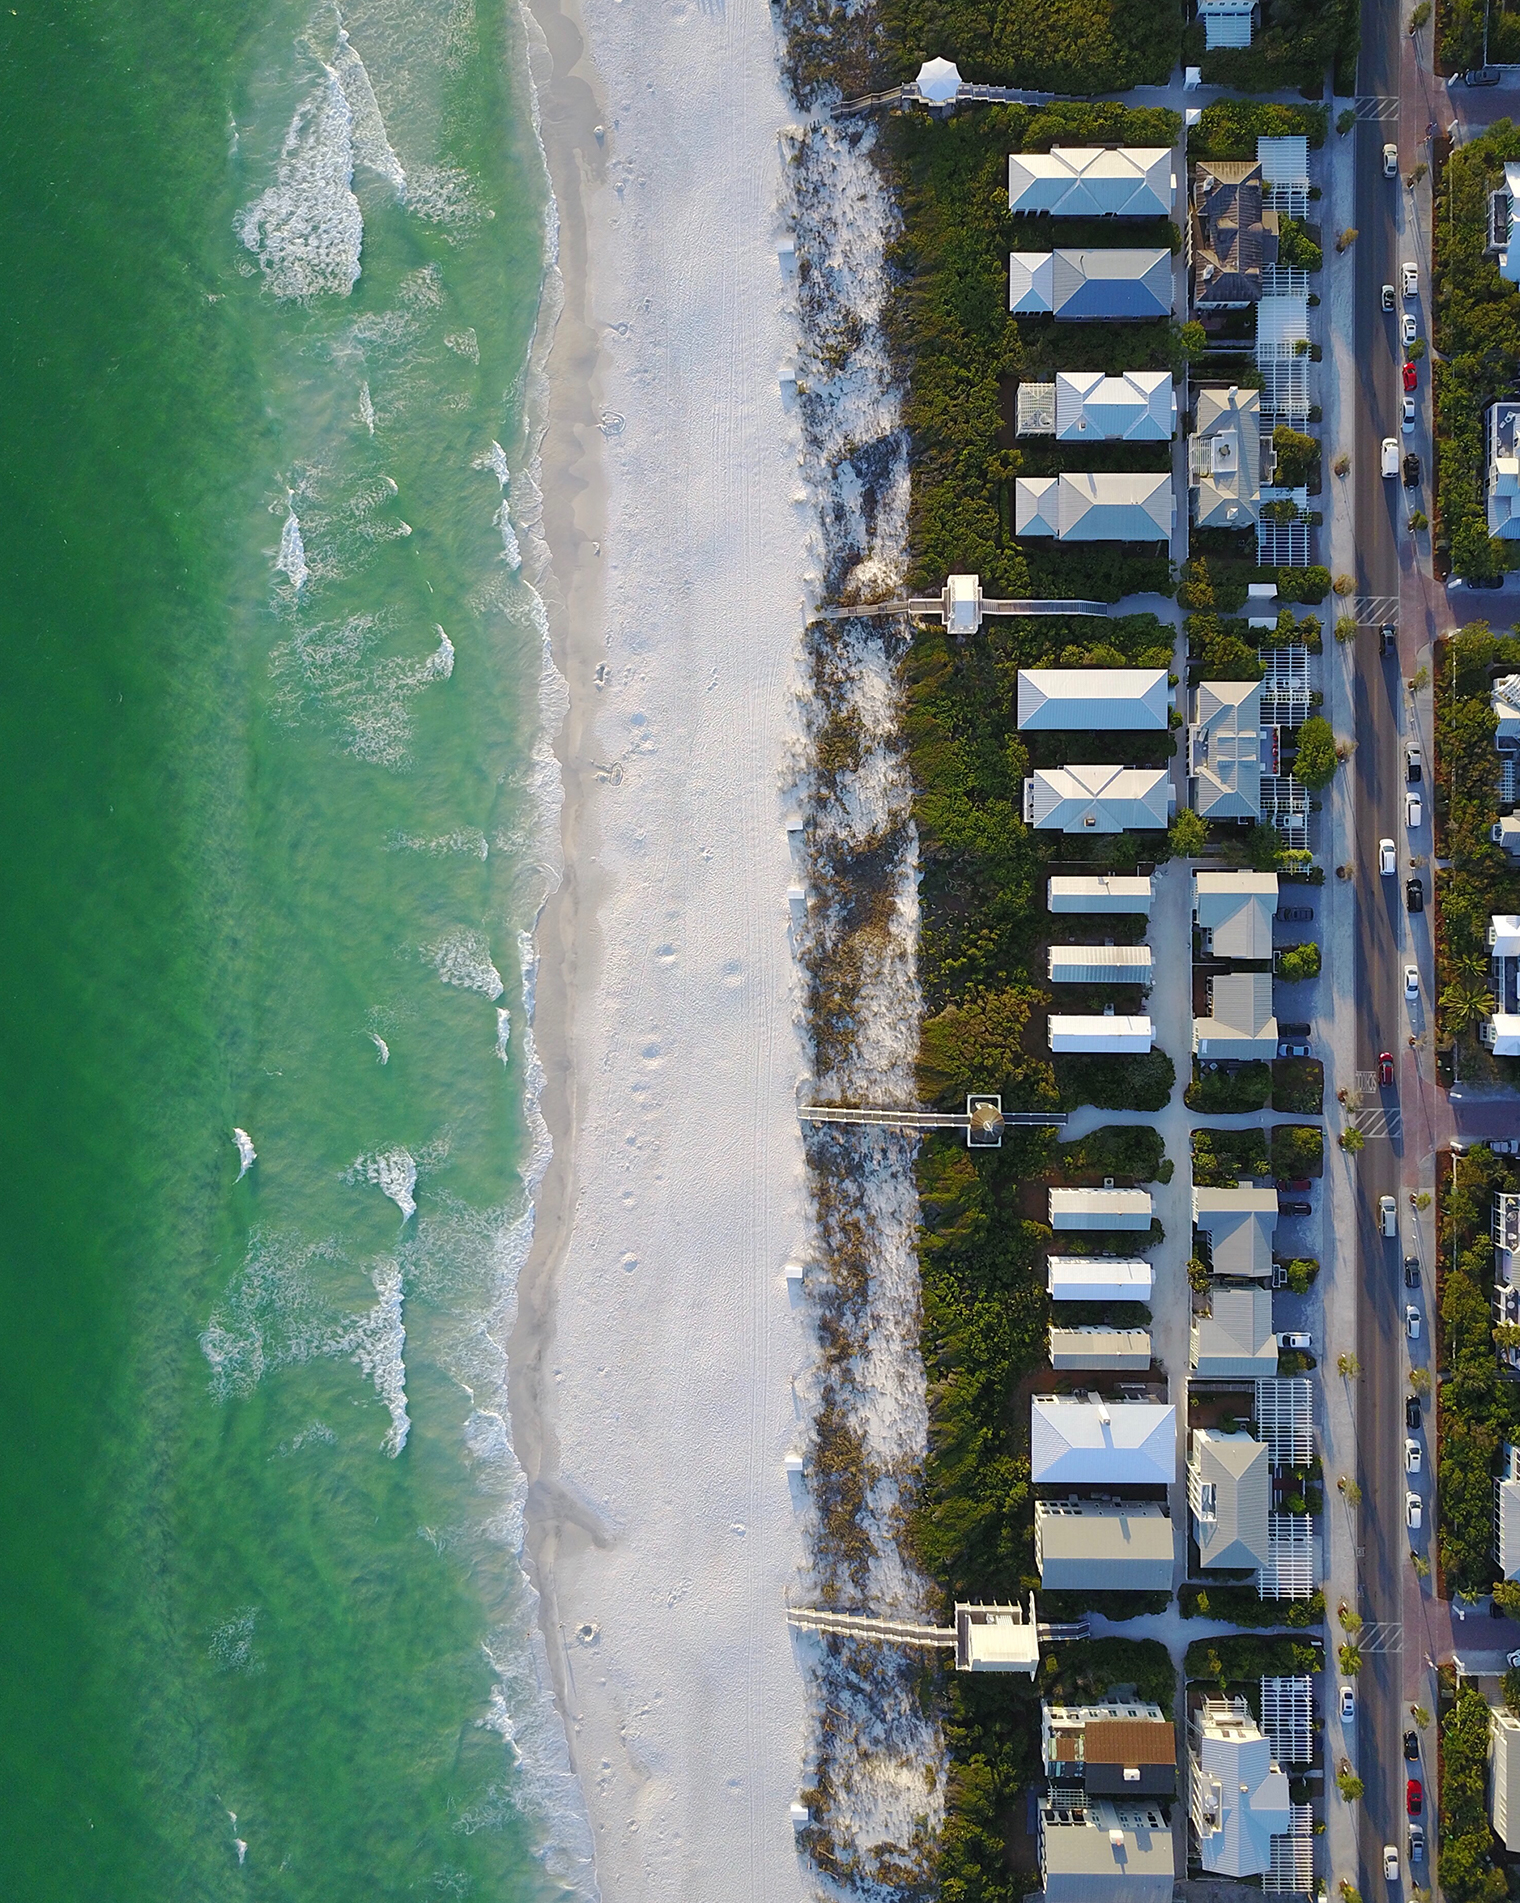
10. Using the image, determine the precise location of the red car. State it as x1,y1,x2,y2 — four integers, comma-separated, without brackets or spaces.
1403,359,1418,392
1379,1051,1395,1087
1407,1778,1423,1816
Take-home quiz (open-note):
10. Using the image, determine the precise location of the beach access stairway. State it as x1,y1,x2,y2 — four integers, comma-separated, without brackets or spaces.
798,1094,1066,1147
832,82,1058,118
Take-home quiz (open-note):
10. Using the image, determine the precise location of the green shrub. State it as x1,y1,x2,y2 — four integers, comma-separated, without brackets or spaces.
919,983,1058,1106
1440,1686,1509,1903
1179,1582,1325,1627
1185,1061,1271,1112
1271,1057,1324,1114
1198,0,1359,92
1184,1635,1321,1681
1270,1124,1324,1180
1276,940,1321,982
1291,714,1338,789
1169,808,1209,858
1056,1049,1176,1112
1191,1125,1269,1186
1057,1124,1171,1183
1276,220,1322,274
1040,1637,1175,1712
1283,1257,1319,1294
1275,565,1330,604
1273,424,1320,486
880,0,1183,92
1190,100,1327,159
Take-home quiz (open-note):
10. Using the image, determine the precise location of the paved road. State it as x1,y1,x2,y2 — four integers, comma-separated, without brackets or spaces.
1351,0,1429,1885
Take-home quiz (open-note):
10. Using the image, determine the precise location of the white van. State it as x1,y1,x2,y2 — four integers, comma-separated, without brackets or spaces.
1382,437,1400,478
1380,1194,1398,1237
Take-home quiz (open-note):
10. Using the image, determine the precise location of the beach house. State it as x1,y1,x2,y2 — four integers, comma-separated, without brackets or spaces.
1193,1183,1279,1280
1030,1395,1176,1487
1189,1698,1292,1877
1018,667,1170,730
1024,765,1175,833
1047,1255,1154,1303
1015,370,1175,440
1189,1427,1271,1570
1014,473,1175,542
1188,678,1264,820
1035,1502,1174,1590
1007,147,1174,220
1009,248,1173,321
1042,1698,1177,1794
1048,1186,1154,1229
1193,971,1278,1059
1193,870,1278,958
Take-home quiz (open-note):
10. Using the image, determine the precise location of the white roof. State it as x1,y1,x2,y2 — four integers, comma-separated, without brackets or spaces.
1193,1185,1279,1279
1008,147,1173,219
1035,1499,1173,1587
1009,250,1055,313
1048,1255,1153,1302
1192,1287,1277,1376
1009,250,1173,320
1015,473,1175,542
1055,370,1175,441
1491,1012,1520,1057
1194,1700,1291,1877
1048,944,1155,984
1048,1015,1154,1053
1048,874,1154,914
1494,1707,1520,1850
1031,1396,1176,1486
1257,135,1308,188
1049,1186,1155,1229
1496,675,1520,743
1189,679,1264,818
1042,1798,1175,1903
1026,765,1173,833
1193,871,1277,957
914,56,962,101
1191,1430,1271,1569
1049,1326,1154,1370
1018,668,1169,731
1194,971,1277,1058
1201,3,1252,47
1493,914,1520,958
1498,1446,1520,1580
1191,387,1262,531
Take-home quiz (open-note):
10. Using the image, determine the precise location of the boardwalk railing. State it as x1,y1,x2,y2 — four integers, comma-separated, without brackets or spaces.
816,596,1111,621
797,1093,1067,1148
832,82,1057,119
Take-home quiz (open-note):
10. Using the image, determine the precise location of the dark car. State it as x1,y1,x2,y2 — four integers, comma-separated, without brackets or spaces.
1279,1021,1312,1036
1471,573,1507,588
1277,906,1314,922
1465,64,1502,84
1407,1396,1422,1431
1407,877,1425,912
1281,1200,1313,1217
1407,1779,1423,1817
1403,452,1421,487
1405,1257,1421,1288
1404,1731,1420,1761
1381,624,1397,656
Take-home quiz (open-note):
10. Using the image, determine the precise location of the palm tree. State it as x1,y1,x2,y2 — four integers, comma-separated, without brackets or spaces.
1441,979,1494,1035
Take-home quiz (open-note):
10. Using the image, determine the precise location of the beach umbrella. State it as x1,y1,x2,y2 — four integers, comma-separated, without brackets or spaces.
914,56,962,102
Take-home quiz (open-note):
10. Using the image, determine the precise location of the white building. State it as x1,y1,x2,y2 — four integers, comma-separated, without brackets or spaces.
1040,1795,1174,1903
1049,874,1155,915
1193,1183,1279,1280
1048,1186,1154,1229
1493,1705,1520,1851
1030,1395,1176,1487
1190,1698,1291,1877
1015,472,1175,542
1191,1286,1277,1377
1488,403,1520,537
1048,1016,1155,1054
1193,870,1278,958
1024,765,1174,833
1190,385,1266,530
1009,249,1173,321
1035,1501,1174,1590
1190,1428,1271,1570
1197,0,1255,47
1049,1325,1154,1371
1043,1698,1176,1793
1496,1444,1520,1581
1194,971,1278,1059
1496,160,1520,283
1007,147,1174,219
1047,1255,1154,1303
1017,369,1176,440
1018,667,1169,731
1049,944,1154,986
1189,678,1264,820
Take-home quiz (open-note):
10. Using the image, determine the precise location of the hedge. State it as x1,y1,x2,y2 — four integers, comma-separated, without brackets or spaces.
1185,1062,1272,1112
1179,1582,1325,1626
879,0,1182,93
1192,1125,1269,1186
1185,1635,1322,1681
1039,1636,1176,1712
1189,100,1327,160
1055,1049,1177,1112
1056,1123,1172,1183
1440,1685,1508,1903
1269,1123,1324,1180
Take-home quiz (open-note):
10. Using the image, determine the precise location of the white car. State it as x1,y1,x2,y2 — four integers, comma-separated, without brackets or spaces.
1379,837,1397,876
1407,1492,1422,1529
1406,1304,1421,1338
1382,437,1399,478
1381,1194,1398,1236
1402,395,1417,433
1341,1684,1356,1721
1402,312,1418,345
1403,261,1419,297
1405,965,1419,1000
1384,142,1399,176
1406,1438,1422,1472
1406,791,1423,828
1279,1331,1311,1351
1385,1844,1401,1883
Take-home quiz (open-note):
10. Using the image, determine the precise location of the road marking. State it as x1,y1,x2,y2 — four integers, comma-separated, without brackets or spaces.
1357,96,1401,122
1352,1107,1403,1141
1355,1069,1378,1094
1359,1620,1404,1655
1356,595,1400,628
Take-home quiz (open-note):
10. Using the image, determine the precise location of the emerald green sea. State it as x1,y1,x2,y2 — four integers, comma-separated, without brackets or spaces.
0,2,581,1896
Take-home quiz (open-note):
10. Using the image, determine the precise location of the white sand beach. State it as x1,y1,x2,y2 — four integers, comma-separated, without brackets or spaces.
513,0,824,1891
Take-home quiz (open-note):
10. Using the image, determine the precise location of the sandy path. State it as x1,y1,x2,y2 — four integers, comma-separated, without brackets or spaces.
512,0,813,1893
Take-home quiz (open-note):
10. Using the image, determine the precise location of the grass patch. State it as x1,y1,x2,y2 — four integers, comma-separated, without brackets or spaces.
1191,1125,1269,1186
1185,1062,1272,1112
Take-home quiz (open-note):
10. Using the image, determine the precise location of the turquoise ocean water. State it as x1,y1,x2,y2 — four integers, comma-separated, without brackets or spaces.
0,2,582,1896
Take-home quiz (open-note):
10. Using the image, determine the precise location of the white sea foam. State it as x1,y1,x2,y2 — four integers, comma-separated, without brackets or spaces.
277,511,308,590
344,1144,418,1220
406,163,489,230
208,1608,263,1675
426,930,504,999
348,1259,410,1455
368,1031,390,1064
232,1128,257,1179
234,71,363,298
358,380,375,433
495,1006,510,1064
387,827,489,858
268,614,454,767
445,328,480,362
277,1420,337,1455
331,24,406,198
473,440,522,569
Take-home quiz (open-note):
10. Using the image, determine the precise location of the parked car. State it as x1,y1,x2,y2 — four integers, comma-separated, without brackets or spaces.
1407,877,1425,912
1379,837,1397,875
1281,1200,1313,1217
1382,282,1396,312
1384,1845,1400,1884
1279,1021,1312,1036
1409,1823,1425,1865
1402,313,1418,346
1277,906,1314,922
1280,1332,1312,1351
1341,1684,1356,1722
1379,1050,1395,1086
1406,1396,1422,1430
1381,624,1397,655
1405,1258,1421,1289
1403,359,1418,392
1405,965,1419,999
1382,437,1399,478
1407,1493,1422,1529
1380,1194,1398,1236
1406,790,1423,828
1402,395,1417,433
1407,1779,1423,1817
1465,63,1502,83
1493,1138,1520,1156
1407,1439,1422,1472
1406,1304,1421,1338
1407,743,1422,781
1278,1177,1311,1192
1403,449,1421,485
1278,1041,1312,1059
1404,1731,1420,1761
1383,141,1399,177
1403,262,1419,297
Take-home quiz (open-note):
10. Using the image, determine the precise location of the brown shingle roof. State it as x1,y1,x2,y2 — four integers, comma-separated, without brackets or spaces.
1084,1718,1176,1767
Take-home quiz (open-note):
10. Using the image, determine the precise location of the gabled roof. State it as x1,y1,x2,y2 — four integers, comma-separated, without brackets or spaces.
1008,147,1174,219
1049,1326,1154,1370
1193,1184,1279,1280
1055,370,1175,441
1031,1396,1176,1486
1049,874,1155,914
1026,765,1174,834
1011,250,1173,320
1191,1287,1277,1377
1190,385,1263,530
1193,871,1278,958
1191,1431,1271,1569
1193,1699,1291,1876
1493,914,1520,958
1189,678,1264,818
1018,668,1170,731
1499,1445,1520,1581
1194,970,1277,1058
1192,160,1279,305
1493,1705,1520,1850
1035,1501,1174,1591
1049,1186,1155,1228
1015,473,1175,542
1048,1255,1154,1302
1048,1015,1155,1054
1049,944,1155,985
